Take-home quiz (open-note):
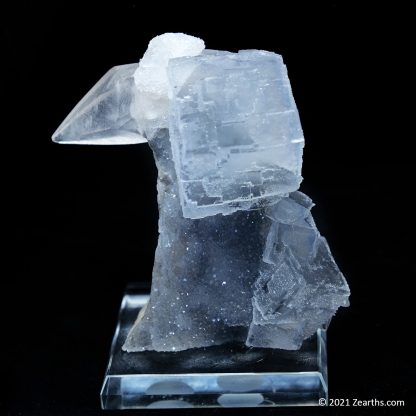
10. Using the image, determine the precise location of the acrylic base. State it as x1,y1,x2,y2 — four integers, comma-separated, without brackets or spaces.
100,285,328,409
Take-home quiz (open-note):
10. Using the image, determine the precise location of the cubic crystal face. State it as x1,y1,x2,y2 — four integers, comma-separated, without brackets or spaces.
52,33,349,353
168,50,304,219
248,192,350,349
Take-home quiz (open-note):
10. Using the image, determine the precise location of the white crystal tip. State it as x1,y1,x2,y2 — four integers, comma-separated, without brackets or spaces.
134,32,205,91
51,132,147,145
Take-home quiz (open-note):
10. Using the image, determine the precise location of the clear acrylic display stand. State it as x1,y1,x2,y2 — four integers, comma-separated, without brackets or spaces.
101,285,328,409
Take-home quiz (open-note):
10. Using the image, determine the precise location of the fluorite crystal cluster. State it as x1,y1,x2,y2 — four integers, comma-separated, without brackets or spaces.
53,33,350,351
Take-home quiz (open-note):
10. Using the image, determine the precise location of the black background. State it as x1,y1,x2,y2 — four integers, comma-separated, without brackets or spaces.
4,2,414,415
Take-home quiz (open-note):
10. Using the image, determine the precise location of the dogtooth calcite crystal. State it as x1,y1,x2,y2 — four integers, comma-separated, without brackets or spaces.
52,33,350,351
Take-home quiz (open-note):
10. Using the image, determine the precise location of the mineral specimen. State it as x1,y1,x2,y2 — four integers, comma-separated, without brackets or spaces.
52,33,350,351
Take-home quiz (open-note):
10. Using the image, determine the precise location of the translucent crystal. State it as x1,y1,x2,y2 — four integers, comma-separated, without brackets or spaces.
52,33,349,353
247,192,350,350
168,50,304,219
123,132,265,351
122,137,349,352
52,63,146,145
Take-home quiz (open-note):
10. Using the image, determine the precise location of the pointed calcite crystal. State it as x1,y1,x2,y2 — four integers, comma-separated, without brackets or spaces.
52,33,350,351
52,63,146,145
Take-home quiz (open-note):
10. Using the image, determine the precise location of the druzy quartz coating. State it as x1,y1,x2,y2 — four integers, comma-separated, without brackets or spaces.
52,33,350,351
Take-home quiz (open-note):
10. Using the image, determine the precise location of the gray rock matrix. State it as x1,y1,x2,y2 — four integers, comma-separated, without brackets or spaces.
52,33,350,351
